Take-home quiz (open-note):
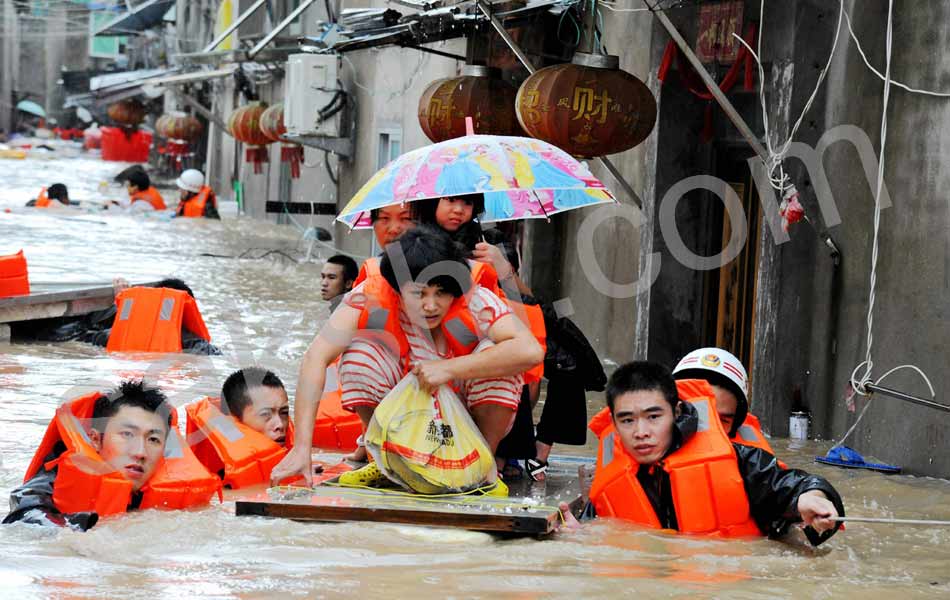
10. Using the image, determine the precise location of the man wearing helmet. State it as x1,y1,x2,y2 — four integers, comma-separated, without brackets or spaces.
175,169,219,219
673,347,775,454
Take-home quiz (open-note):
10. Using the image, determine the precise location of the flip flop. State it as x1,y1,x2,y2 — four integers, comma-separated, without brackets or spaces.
815,446,901,474
525,458,548,481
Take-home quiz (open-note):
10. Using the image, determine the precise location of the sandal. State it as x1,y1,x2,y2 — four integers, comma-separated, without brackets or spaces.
500,458,524,481
525,458,548,482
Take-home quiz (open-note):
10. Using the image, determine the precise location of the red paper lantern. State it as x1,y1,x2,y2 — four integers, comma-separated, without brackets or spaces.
515,53,657,158
107,99,147,127
260,103,304,179
156,113,203,142
227,102,272,174
418,66,524,142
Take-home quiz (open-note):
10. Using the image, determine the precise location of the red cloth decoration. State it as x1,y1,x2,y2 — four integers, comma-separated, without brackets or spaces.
280,144,304,179
245,147,269,174
658,23,758,142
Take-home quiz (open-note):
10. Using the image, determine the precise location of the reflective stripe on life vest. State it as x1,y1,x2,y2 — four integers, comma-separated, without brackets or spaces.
733,413,775,454
130,187,167,210
24,392,220,517
588,379,762,537
185,397,291,489
180,186,215,218
106,287,211,353
0,249,30,298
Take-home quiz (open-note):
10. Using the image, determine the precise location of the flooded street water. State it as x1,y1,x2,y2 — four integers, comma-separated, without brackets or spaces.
1,156,949,598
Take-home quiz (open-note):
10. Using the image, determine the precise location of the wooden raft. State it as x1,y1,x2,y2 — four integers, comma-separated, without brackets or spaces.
235,456,591,535
0,281,159,324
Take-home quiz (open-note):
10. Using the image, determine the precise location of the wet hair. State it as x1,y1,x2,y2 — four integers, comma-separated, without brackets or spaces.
416,194,486,251
327,254,358,284
47,183,69,203
379,225,471,298
154,278,194,298
92,379,172,432
221,367,285,417
127,170,151,191
606,361,680,414
370,204,416,222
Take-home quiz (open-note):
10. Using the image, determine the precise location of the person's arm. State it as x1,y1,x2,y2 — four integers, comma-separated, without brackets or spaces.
3,456,97,531
269,303,361,485
472,242,533,297
413,313,543,393
205,193,220,219
735,444,844,546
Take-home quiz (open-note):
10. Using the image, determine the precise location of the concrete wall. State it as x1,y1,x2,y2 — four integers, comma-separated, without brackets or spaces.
800,0,950,475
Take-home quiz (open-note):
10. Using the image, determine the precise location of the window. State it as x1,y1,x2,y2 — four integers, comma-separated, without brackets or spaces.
377,129,403,169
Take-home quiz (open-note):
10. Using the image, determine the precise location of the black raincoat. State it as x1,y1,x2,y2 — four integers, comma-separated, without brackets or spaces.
2,442,104,531
587,402,845,546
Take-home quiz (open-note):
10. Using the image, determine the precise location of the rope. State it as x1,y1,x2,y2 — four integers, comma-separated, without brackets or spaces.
836,0,936,448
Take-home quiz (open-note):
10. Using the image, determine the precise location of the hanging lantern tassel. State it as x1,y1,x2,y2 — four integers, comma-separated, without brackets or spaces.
281,143,304,179
246,145,269,174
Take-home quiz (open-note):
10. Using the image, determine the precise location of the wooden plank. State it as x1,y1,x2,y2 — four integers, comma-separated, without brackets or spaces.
0,281,160,324
235,456,590,535
236,487,581,535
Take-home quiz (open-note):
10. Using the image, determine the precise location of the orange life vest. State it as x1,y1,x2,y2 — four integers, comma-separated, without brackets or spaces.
356,274,482,363
185,397,294,489
733,413,775,454
179,186,215,218
130,186,167,210
0,249,30,298
24,392,221,517
35,187,51,208
106,287,212,353
588,379,762,538
354,258,546,383
312,358,363,451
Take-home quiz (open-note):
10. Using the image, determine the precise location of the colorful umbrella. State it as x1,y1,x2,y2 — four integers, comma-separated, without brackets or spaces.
336,134,615,228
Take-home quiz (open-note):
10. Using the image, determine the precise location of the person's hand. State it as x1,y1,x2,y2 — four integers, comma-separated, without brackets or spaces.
270,446,313,487
112,277,130,297
797,490,838,533
412,360,454,394
556,501,581,532
473,242,512,276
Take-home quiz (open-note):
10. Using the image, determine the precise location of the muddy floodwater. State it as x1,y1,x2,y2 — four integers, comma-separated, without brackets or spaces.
1,156,949,598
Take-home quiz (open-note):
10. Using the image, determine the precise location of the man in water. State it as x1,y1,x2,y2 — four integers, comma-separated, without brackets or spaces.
561,361,844,546
321,255,358,311
221,367,290,445
4,380,172,531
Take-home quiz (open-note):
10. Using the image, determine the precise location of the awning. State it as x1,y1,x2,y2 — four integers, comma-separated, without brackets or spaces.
94,0,176,37
140,66,237,88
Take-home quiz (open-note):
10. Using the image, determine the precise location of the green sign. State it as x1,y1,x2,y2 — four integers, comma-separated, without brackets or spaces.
88,11,127,59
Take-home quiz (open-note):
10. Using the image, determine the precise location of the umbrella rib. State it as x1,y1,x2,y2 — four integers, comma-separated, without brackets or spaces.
532,190,550,220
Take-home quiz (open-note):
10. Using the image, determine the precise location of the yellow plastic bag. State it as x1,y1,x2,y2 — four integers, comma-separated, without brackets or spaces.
365,373,497,494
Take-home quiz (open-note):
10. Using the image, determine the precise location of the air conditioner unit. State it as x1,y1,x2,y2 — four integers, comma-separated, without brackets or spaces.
285,53,341,137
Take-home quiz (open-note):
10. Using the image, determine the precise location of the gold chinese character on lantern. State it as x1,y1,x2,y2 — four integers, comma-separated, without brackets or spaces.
571,87,612,124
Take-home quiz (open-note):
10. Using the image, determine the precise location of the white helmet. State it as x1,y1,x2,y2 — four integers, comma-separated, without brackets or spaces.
176,169,204,193
672,347,748,404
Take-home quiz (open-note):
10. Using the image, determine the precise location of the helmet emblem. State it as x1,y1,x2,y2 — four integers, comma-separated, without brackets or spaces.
701,354,721,368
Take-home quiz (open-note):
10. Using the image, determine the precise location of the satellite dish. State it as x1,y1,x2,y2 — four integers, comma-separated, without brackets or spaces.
77,107,93,123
